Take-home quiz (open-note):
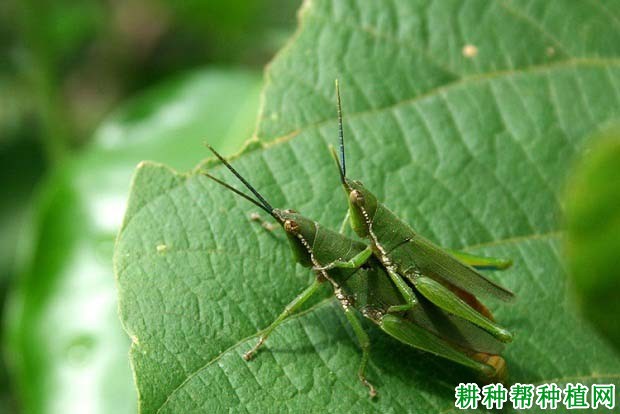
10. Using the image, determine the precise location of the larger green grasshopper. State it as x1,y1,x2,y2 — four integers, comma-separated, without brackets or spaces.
203,145,508,397
332,81,515,347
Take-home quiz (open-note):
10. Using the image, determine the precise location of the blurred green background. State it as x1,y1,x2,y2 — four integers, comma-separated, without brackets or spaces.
1,0,619,413
564,127,620,350
0,1,298,413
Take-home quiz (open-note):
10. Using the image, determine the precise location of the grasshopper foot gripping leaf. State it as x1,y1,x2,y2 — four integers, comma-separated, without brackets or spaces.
471,353,508,384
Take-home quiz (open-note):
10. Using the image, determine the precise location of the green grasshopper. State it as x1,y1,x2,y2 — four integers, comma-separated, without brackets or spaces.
203,145,508,397
332,81,515,347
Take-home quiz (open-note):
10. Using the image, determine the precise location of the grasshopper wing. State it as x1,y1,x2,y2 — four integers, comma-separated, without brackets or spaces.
403,235,515,302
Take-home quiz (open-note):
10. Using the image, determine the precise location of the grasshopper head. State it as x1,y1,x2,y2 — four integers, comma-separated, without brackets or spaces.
272,209,316,239
272,209,318,267
342,178,378,238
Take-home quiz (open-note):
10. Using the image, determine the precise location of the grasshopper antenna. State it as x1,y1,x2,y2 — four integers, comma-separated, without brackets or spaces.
206,145,275,214
329,145,346,186
335,79,346,181
203,173,273,215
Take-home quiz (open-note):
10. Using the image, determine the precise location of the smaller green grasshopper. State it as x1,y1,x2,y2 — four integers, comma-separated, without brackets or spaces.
203,145,508,397
332,80,515,345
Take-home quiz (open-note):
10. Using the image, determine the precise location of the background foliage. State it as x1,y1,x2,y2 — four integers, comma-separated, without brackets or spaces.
564,127,620,348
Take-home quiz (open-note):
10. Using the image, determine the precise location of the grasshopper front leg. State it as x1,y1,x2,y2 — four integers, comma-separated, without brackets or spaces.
312,246,373,271
243,279,322,361
385,266,417,313
314,249,418,314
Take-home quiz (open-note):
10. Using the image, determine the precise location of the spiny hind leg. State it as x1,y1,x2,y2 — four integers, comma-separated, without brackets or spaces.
410,275,512,343
341,305,377,398
448,249,512,271
243,280,321,361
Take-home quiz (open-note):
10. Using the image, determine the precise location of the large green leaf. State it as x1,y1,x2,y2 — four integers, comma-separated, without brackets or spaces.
115,1,620,412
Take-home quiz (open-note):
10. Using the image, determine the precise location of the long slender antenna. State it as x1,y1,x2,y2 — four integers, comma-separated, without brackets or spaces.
329,145,346,185
206,145,274,212
203,173,272,215
335,79,346,179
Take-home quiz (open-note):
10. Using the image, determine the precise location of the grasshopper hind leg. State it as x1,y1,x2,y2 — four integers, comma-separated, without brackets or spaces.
379,314,494,376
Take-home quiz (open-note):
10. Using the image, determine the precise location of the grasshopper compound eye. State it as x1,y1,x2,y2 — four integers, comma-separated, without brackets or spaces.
349,190,365,206
284,219,300,234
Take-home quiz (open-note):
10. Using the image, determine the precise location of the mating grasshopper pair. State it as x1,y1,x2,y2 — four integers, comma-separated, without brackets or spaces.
203,82,515,397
